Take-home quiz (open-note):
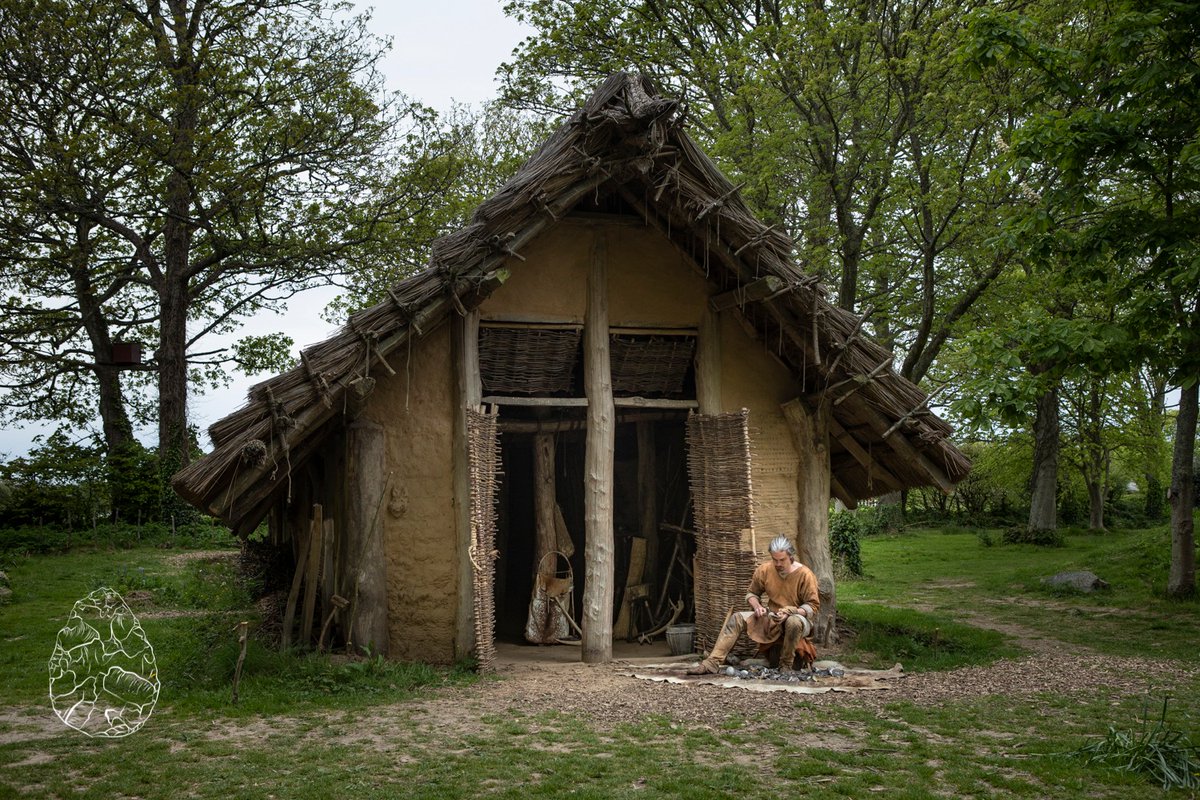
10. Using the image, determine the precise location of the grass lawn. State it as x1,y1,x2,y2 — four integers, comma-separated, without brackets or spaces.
1,524,1197,799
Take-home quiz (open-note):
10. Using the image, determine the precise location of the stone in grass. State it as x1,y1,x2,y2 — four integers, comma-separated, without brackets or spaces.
0,586,11,604
0,570,9,586
1042,570,1109,592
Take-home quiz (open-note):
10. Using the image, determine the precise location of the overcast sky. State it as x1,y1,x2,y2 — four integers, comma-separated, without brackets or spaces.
0,1,532,459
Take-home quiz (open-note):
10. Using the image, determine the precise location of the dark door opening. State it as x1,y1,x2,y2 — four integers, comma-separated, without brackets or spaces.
492,413,694,647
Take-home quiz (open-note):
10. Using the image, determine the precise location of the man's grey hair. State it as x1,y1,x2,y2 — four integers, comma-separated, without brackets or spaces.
767,535,796,558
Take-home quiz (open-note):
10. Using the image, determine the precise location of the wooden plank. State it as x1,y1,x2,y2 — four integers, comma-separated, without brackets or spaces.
829,417,903,490
300,505,323,646
637,421,659,588
344,419,389,656
614,538,647,639
280,520,311,651
609,326,697,336
613,397,698,409
708,275,785,312
482,396,589,407
857,402,957,494
830,476,858,509
479,320,583,331
582,231,615,663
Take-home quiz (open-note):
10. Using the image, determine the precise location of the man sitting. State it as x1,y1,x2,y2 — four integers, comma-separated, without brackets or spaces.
689,535,820,674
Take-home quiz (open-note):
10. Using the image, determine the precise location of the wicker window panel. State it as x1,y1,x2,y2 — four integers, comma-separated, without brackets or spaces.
610,334,695,396
479,326,581,394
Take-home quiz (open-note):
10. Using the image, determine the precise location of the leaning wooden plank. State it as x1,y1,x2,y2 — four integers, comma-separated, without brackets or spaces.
300,504,324,646
280,520,312,651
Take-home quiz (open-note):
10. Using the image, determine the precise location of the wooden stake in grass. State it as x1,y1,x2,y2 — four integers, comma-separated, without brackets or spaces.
231,621,249,704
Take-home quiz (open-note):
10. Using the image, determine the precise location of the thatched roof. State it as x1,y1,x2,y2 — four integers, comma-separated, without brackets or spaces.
173,72,970,535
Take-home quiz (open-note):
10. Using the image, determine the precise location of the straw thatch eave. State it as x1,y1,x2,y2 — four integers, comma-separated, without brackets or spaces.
172,71,969,532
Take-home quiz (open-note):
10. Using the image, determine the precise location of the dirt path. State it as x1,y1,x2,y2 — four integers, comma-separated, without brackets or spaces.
3,607,1192,750
371,604,1196,737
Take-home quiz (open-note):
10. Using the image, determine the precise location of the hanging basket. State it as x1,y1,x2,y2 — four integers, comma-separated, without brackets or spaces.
524,551,575,644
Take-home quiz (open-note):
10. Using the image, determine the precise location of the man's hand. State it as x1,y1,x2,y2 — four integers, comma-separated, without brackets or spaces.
753,603,769,618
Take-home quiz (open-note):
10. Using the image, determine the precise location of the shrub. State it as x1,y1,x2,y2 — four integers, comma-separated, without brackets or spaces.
829,510,864,577
1001,526,1066,547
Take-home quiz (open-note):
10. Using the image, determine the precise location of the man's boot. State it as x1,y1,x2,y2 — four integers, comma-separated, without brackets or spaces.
687,612,749,674
778,614,810,672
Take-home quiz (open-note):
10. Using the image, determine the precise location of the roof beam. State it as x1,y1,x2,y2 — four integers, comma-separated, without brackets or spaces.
829,417,903,490
708,275,785,312
614,181,957,497
857,401,956,494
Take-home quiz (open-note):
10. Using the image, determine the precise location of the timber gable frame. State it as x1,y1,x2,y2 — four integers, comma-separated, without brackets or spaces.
172,72,970,536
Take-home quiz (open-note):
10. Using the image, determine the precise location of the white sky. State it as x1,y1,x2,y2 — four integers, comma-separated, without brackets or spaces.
0,1,531,459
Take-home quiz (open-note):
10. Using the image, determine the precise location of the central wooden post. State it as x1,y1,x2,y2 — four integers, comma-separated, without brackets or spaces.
781,397,836,645
452,310,481,659
582,231,615,663
533,433,557,575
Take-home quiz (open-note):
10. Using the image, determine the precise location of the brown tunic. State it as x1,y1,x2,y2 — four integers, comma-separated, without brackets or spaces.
748,561,820,616
744,560,821,665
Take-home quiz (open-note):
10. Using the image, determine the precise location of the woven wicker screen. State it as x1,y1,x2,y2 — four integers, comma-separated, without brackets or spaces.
467,407,501,673
610,334,695,396
686,410,760,656
478,326,581,395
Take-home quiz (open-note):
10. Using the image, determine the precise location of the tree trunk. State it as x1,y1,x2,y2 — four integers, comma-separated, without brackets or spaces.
1028,383,1059,531
68,221,133,455
158,274,191,477
1166,381,1196,599
156,9,201,486
1086,479,1105,532
781,398,836,646
1085,383,1106,531
581,231,614,663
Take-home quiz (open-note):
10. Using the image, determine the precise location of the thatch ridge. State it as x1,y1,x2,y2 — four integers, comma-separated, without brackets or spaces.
173,72,970,532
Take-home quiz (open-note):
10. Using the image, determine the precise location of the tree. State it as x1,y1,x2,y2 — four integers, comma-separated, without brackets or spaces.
967,0,1200,596
326,101,550,319
499,0,1021,386
0,0,455,492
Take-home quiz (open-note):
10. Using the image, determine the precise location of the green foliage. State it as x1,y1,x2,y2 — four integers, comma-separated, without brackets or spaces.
830,504,904,578
829,511,864,578
838,602,1009,672
1001,526,1066,547
1070,696,1200,790
0,431,105,528
0,519,236,557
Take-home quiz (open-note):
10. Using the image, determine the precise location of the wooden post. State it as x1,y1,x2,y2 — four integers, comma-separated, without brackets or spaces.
582,231,615,663
696,308,721,414
453,309,482,659
345,417,389,656
637,422,659,585
781,397,837,645
231,621,249,704
534,433,557,575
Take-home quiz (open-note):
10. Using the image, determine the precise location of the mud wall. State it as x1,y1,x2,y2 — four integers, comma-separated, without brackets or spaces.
718,315,803,557
371,217,808,661
366,322,458,662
